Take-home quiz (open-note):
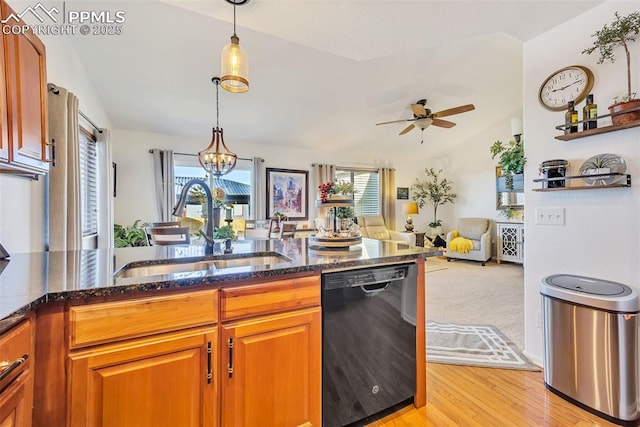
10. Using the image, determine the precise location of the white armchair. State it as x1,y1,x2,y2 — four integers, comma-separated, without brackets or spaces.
355,215,416,246
445,218,491,266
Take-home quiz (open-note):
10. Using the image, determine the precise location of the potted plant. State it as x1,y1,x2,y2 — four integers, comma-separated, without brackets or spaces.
411,168,457,236
114,220,150,247
212,225,236,240
582,11,640,125
490,139,526,190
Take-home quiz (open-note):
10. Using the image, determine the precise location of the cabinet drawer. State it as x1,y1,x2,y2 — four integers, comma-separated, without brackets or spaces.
0,320,32,380
69,289,217,349
221,276,320,322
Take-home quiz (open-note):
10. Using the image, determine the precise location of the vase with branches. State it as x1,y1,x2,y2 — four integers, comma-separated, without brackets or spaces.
411,168,457,232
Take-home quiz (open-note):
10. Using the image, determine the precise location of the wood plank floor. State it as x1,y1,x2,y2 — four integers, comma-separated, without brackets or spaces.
366,363,618,426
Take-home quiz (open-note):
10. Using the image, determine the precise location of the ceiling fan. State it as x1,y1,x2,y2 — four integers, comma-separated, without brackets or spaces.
376,99,476,143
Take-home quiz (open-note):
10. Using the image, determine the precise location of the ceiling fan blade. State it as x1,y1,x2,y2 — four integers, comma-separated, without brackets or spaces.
431,119,456,128
432,104,475,118
411,103,427,117
399,124,415,135
376,118,413,126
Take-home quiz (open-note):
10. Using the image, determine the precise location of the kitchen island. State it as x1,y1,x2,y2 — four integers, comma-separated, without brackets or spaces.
0,237,437,426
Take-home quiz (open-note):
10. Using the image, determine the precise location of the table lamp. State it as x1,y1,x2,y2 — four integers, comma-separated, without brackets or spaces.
402,202,419,232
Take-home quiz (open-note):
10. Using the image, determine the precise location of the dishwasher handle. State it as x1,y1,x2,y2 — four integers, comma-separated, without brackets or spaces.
360,282,390,294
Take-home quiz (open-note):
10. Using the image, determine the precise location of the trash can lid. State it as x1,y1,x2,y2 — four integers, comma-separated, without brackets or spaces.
540,274,639,313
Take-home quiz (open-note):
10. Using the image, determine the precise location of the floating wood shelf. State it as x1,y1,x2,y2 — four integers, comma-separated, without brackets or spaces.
555,119,640,141
532,173,631,192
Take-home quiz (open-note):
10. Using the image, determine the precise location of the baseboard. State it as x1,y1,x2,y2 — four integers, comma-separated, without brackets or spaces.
523,349,543,368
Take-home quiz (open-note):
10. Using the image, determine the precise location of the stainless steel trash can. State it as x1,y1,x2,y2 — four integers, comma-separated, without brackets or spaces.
541,274,640,425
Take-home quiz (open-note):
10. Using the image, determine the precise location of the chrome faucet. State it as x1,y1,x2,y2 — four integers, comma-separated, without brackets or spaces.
172,179,216,250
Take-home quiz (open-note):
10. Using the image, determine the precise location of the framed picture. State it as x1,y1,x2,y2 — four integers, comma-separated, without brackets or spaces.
266,168,309,220
397,187,409,200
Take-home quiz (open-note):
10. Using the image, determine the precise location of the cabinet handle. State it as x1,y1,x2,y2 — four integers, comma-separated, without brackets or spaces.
227,337,234,378
0,354,28,392
45,139,56,166
206,341,212,384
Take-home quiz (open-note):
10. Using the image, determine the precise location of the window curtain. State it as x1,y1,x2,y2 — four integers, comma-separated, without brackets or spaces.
250,157,265,219
96,129,113,249
151,149,175,222
379,167,396,230
48,84,81,251
312,163,336,225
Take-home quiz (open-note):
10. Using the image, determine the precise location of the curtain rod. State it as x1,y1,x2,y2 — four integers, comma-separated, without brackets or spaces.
47,84,103,134
151,150,252,161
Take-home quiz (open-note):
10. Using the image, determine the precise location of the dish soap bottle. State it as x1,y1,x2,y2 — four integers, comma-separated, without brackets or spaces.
565,101,578,134
582,94,597,130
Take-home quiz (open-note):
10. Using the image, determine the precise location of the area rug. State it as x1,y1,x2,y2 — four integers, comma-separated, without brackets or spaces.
426,321,540,371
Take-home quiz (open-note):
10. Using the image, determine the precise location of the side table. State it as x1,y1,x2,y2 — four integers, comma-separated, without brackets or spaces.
413,232,425,247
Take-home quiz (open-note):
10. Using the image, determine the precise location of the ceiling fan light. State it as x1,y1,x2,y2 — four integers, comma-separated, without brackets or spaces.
221,35,249,93
415,117,433,129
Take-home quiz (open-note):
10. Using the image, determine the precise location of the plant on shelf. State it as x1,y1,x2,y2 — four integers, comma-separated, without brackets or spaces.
582,11,640,124
333,180,356,196
411,168,457,233
490,139,526,190
212,224,236,240
114,220,149,247
335,206,354,219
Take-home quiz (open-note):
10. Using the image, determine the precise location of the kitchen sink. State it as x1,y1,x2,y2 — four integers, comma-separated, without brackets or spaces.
113,253,292,279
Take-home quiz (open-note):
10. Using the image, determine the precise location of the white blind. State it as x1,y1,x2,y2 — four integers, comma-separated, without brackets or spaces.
80,130,98,237
335,169,380,216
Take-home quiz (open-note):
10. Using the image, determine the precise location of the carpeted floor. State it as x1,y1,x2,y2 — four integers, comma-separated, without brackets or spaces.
425,256,525,351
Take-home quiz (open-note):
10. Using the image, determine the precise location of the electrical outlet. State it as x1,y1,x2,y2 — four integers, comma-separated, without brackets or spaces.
535,207,565,225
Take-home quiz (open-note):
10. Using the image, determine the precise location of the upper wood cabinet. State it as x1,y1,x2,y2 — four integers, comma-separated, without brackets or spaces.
0,0,50,177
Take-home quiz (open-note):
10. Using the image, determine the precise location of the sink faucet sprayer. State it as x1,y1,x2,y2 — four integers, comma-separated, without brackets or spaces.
172,179,217,252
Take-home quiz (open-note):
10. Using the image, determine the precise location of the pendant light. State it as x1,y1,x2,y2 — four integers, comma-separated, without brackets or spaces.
220,0,249,93
198,77,238,176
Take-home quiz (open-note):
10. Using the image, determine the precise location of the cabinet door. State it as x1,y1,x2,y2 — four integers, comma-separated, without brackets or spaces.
221,307,321,427
0,372,31,427
69,328,217,427
2,0,48,172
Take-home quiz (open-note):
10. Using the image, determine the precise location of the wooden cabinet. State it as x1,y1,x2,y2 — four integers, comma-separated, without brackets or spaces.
66,290,218,427
68,327,217,427
497,222,524,264
220,276,322,427
0,0,49,176
0,319,34,427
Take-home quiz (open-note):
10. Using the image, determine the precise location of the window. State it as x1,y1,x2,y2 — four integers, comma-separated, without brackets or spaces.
79,128,98,241
335,168,380,216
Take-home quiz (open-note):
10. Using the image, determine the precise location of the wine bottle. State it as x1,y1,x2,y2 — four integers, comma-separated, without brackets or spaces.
582,94,597,130
565,101,578,134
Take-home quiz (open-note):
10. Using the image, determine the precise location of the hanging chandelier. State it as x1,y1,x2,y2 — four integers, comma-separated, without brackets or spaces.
220,0,249,93
198,77,238,176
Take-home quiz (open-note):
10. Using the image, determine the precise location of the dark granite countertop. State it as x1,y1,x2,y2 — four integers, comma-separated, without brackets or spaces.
0,238,439,328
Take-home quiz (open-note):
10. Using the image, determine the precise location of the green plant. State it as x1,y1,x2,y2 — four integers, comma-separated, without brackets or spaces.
411,168,457,229
490,139,526,175
335,206,354,219
582,11,640,102
114,220,149,247
333,180,356,195
213,225,236,240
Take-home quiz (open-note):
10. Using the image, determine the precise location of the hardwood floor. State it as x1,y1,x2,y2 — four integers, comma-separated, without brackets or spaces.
367,363,618,426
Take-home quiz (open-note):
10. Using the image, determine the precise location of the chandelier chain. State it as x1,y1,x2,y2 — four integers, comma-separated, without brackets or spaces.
233,2,236,36
216,79,220,128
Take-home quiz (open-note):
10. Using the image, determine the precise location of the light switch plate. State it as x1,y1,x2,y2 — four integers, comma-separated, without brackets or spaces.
535,207,565,226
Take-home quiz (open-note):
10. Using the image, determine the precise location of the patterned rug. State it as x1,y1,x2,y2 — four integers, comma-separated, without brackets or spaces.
426,321,540,371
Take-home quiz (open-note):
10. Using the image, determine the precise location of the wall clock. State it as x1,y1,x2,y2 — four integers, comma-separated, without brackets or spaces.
538,65,594,111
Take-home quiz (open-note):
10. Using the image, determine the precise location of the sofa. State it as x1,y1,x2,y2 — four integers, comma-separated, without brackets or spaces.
355,215,416,246
445,217,491,266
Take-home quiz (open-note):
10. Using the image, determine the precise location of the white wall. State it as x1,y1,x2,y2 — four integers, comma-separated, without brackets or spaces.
0,35,111,253
523,1,640,365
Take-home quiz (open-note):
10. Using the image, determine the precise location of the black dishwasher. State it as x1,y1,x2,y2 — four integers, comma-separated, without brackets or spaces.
322,263,417,427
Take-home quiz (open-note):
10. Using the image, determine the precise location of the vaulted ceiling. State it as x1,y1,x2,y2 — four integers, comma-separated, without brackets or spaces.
66,0,603,152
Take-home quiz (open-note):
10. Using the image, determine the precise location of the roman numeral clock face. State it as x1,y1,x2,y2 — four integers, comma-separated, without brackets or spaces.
538,66,594,111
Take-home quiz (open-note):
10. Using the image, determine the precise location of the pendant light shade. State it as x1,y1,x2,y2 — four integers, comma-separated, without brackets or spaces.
220,0,249,93
199,77,238,176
